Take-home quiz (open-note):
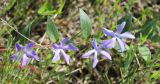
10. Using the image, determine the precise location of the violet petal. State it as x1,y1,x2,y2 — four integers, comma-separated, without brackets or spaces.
60,37,70,46
93,52,98,68
92,39,98,49
102,28,115,37
52,49,60,62
61,50,70,64
100,38,116,49
116,38,126,52
15,43,23,52
82,50,95,58
11,52,19,60
119,32,135,39
99,50,112,60
63,43,79,51
25,42,35,51
22,54,29,67
26,51,39,61
52,44,59,49
115,21,126,34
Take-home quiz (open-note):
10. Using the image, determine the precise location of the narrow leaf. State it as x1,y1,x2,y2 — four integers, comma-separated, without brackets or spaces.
80,9,92,39
19,22,32,44
137,20,160,42
47,16,60,42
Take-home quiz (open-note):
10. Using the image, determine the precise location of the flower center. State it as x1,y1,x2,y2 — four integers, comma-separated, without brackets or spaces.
115,33,119,37
59,45,63,49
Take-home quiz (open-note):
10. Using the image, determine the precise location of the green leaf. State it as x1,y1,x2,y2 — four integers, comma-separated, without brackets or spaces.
151,71,160,80
124,46,135,69
138,46,151,62
19,22,32,44
47,16,60,42
38,1,56,15
139,20,156,37
137,20,160,42
80,9,92,39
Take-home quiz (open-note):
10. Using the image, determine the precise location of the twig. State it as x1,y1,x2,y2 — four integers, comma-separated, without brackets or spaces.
65,68,81,76
134,53,141,67
0,18,42,46
36,32,47,52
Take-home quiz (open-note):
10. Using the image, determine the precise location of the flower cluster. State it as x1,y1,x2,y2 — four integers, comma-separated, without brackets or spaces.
11,21,135,68
82,21,135,68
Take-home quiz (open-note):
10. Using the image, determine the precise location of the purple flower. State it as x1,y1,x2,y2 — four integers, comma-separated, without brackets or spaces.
82,39,111,68
52,38,79,64
102,21,135,52
11,43,39,67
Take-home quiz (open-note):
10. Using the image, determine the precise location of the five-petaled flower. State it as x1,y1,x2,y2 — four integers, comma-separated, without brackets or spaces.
82,38,112,68
11,43,39,67
102,21,135,52
52,38,79,64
